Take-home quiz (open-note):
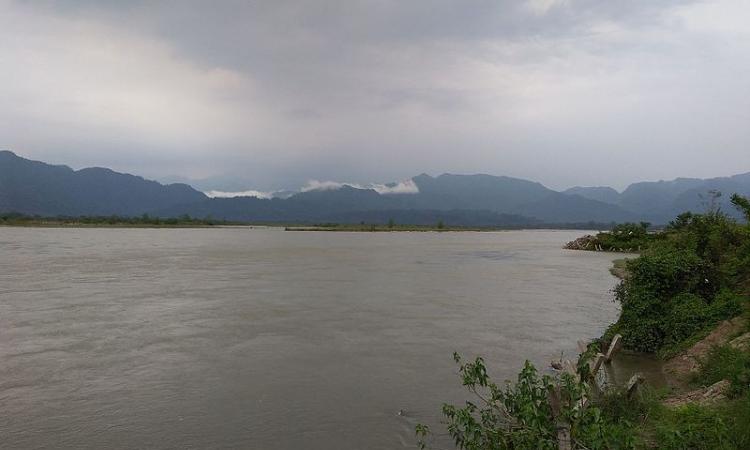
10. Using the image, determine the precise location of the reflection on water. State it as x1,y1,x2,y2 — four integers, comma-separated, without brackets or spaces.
2,228,625,449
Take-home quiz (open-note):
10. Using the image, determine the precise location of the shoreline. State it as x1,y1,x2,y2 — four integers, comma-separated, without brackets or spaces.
590,250,748,408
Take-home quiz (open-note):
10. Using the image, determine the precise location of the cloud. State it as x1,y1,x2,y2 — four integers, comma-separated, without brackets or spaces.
301,179,419,194
371,180,420,194
526,0,568,15
1,0,749,190
204,190,274,199
301,180,351,192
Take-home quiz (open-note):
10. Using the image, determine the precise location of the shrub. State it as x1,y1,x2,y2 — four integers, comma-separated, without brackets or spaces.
594,222,653,251
663,293,712,347
695,345,750,398
417,355,638,450
652,403,734,450
611,203,748,353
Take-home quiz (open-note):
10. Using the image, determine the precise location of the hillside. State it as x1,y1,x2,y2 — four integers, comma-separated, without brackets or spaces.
3,150,750,226
0,151,206,216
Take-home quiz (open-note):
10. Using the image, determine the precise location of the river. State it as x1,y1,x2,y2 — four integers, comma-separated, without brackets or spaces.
0,228,621,449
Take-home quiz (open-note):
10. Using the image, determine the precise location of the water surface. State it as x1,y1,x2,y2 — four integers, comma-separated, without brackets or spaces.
1,228,621,449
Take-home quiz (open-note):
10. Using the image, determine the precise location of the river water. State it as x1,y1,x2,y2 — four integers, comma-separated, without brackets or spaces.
1,228,622,449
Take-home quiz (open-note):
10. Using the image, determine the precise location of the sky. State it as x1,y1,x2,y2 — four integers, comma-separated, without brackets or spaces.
1,0,749,193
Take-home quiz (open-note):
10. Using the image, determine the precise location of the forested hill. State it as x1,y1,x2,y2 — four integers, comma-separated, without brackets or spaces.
3,150,750,226
0,150,206,217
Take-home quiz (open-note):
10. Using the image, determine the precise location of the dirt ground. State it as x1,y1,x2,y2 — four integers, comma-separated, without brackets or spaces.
660,317,748,407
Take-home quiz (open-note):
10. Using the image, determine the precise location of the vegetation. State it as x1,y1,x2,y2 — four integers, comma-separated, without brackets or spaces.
596,222,655,251
285,221,632,232
419,353,750,450
564,222,659,252
606,197,749,355
0,212,236,227
285,223,489,232
647,395,750,450
417,354,640,450
693,344,750,399
420,193,750,449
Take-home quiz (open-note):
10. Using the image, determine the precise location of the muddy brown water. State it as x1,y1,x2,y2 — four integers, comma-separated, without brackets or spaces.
2,228,644,449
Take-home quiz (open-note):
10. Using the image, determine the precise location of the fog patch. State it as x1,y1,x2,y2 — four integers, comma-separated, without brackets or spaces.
205,190,273,199
301,179,419,195
371,180,419,195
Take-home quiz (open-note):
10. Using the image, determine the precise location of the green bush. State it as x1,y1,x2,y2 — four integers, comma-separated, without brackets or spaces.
724,392,750,448
695,345,750,398
652,403,734,450
663,293,712,347
611,200,749,354
594,222,654,251
417,355,638,450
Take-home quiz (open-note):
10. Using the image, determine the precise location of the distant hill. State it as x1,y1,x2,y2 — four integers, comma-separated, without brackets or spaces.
568,174,750,223
0,150,206,216
563,186,621,205
143,173,639,225
513,192,636,224
407,173,552,211
620,174,750,223
2,150,749,226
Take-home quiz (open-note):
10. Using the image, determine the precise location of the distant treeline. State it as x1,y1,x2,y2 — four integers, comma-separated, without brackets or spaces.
1,210,626,230
286,220,625,232
0,212,237,227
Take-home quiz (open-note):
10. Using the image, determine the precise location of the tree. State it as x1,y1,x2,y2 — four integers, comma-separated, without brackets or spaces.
731,193,750,222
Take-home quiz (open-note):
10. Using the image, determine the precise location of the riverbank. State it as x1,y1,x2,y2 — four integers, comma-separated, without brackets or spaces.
606,256,749,403
0,214,242,228
284,224,486,232
0,222,218,228
577,209,750,448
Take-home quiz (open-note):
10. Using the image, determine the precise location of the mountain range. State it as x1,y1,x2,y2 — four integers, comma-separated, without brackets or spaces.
2,150,749,226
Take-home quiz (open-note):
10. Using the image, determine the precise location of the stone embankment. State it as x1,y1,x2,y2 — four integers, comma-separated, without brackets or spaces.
563,235,598,250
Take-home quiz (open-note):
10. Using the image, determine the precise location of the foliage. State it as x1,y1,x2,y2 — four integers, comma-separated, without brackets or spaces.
417,354,637,450
638,390,750,450
610,196,750,354
418,352,750,449
730,194,750,222
694,345,750,398
651,403,734,450
593,222,655,251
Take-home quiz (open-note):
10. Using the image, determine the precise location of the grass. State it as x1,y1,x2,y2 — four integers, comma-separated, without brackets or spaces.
693,345,750,398
595,385,750,449
609,258,631,279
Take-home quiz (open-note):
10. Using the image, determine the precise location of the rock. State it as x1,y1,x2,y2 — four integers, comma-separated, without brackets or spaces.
663,317,747,386
729,332,750,351
663,380,730,408
563,235,597,250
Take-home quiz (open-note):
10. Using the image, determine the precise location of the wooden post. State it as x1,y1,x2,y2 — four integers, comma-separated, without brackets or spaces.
605,334,622,363
547,386,572,450
589,353,606,378
626,374,644,398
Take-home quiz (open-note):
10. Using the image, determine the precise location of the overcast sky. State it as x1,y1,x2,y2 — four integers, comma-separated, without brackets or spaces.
1,0,749,191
